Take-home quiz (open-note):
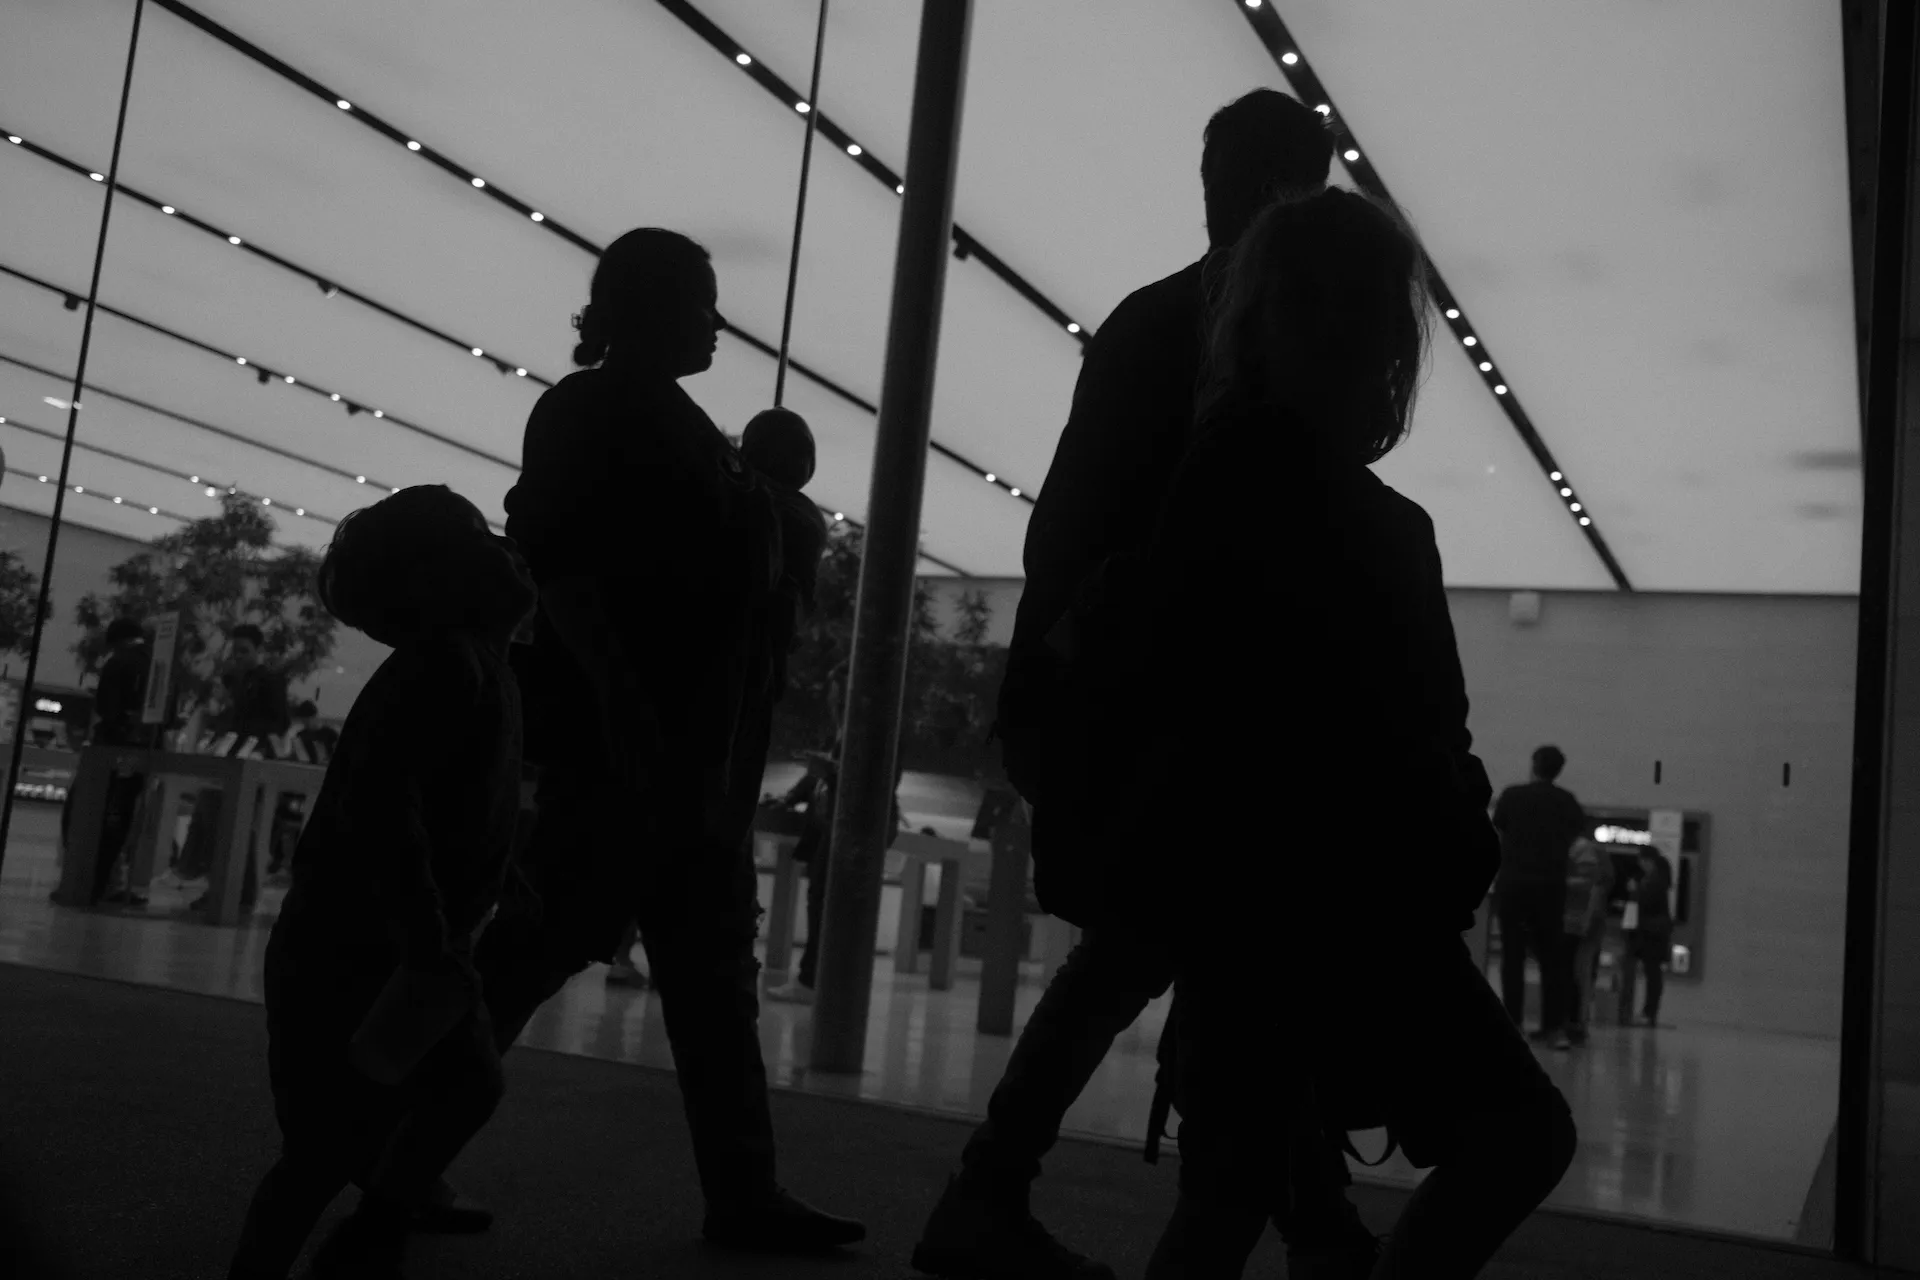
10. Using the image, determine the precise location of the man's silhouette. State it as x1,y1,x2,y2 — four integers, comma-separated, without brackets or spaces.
1493,745,1589,1039
913,90,1371,1280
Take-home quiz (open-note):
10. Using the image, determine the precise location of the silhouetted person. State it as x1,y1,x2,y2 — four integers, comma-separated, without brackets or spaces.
1116,191,1576,1277
916,89,1369,1280
292,700,339,765
1559,836,1615,1048
86,617,152,905
449,228,862,1253
187,624,292,912
226,486,536,1280
1623,848,1674,1026
722,406,829,895
1493,745,1588,1039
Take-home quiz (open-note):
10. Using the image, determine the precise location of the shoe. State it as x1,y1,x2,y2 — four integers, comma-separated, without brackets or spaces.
911,1174,1114,1279
703,1186,865,1253
1286,1230,1383,1280
605,961,649,988
765,980,815,1005
409,1178,493,1234
310,1199,407,1279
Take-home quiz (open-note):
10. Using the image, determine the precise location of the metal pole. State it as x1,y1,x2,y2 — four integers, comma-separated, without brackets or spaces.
809,0,972,1074
1836,0,1917,1261
774,0,831,407
0,0,147,886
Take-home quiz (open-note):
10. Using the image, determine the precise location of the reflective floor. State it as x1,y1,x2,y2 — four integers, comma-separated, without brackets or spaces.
1,799,1837,1243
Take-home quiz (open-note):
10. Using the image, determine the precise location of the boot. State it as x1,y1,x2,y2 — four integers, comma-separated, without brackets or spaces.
408,1177,492,1234
702,1185,865,1253
1143,1194,1267,1280
309,1195,409,1279
911,1173,1114,1279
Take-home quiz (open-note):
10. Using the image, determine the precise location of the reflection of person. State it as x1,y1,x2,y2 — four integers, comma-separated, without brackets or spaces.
226,485,536,1279
917,90,1365,1280
1624,849,1675,1027
446,228,862,1253
1558,837,1615,1048
1123,192,1574,1276
85,618,152,906
1492,745,1588,1040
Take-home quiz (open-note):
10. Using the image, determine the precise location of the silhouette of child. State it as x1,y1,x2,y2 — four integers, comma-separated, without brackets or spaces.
740,407,829,677
227,486,535,1280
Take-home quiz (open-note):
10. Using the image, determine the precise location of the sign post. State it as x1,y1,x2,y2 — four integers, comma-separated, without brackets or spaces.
142,612,179,729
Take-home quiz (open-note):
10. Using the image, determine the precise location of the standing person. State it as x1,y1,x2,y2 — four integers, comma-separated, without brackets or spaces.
292,701,339,765
1623,848,1675,1027
83,618,154,906
440,228,863,1253
915,89,1372,1280
1557,837,1615,1049
225,485,537,1280
1123,191,1575,1278
187,625,293,912
1492,746,1589,1041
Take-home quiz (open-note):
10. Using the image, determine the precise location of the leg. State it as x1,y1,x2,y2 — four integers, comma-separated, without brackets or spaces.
1369,935,1578,1279
89,772,142,903
1526,885,1567,1034
1496,894,1528,1027
228,1156,350,1280
795,854,828,989
959,926,1172,1192
1639,934,1666,1024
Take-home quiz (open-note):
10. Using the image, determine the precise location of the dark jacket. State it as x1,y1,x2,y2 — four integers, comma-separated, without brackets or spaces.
505,367,778,768
1121,409,1497,934
765,484,829,704
1630,853,1675,930
1492,780,1588,889
996,259,1212,923
276,635,523,963
91,644,150,747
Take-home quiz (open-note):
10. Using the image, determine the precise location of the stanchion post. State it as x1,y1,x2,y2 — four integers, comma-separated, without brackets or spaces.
809,0,974,1075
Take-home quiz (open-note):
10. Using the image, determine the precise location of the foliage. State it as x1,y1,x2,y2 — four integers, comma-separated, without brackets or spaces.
0,549,50,660
71,494,337,709
768,523,1008,781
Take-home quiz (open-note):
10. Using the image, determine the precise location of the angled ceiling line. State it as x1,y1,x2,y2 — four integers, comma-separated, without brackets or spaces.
1236,1,1632,591
139,0,1038,511
653,0,1092,349
0,411,341,525
0,261,517,473
0,350,420,500
2,465,195,527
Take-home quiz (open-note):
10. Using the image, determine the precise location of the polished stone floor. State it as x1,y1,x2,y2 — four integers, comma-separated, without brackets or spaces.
0,798,1838,1244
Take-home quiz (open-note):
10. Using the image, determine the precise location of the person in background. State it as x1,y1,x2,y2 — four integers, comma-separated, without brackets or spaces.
186,625,293,913
766,749,904,1006
1492,745,1588,1042
918,89,1367,1280
225,485,536,1280
1624,848,1675,1027
293,700,340,766
85,618,153,906
1557,836,1615,1050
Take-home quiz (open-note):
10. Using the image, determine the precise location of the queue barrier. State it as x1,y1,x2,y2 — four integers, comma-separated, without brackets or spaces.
48,746,325,926
753,799,1076,1036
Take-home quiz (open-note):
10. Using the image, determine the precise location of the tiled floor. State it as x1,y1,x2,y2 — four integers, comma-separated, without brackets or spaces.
0,799,1838,1244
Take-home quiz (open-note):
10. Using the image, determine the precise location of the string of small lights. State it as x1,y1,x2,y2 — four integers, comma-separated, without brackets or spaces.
142,0,1038,514
0,410,337,524
654,0,1091,350
4,465,193,526
1235,0,1630,591
0,261,515,473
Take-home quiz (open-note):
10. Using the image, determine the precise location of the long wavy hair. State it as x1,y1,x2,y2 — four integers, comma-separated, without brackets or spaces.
572,228,711,367
1196,189,1430,464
